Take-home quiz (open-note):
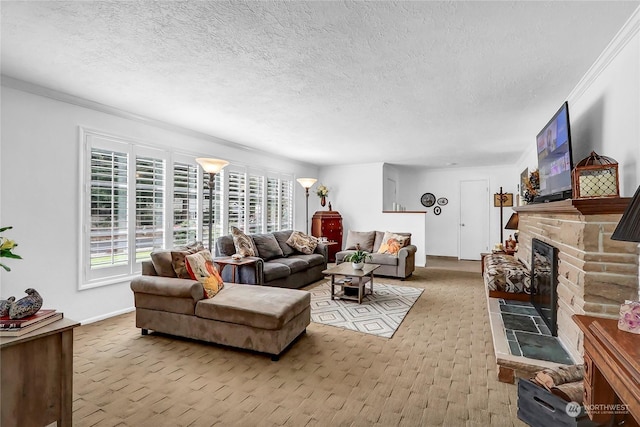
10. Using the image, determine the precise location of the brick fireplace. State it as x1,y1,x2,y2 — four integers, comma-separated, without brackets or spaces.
513,197,639,362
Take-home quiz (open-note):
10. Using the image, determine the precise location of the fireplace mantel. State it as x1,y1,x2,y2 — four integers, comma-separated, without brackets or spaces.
514,197,631,215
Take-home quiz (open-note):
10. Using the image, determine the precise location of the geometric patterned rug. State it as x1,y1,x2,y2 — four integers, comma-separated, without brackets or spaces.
309,282,423,338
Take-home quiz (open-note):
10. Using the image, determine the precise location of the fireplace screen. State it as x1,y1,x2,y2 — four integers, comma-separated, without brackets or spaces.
531,238,559,336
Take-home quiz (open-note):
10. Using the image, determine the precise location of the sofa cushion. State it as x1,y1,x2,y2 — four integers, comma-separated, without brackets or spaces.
344,230,376,252
369,252,400,266
286,231,318,255
231,226,257,257
150,250,177,278
195,284,310,330
273,257,309,274
289,253,325,268
185,250,224,298
262,262,291,282
376,232,410,256
272,230,296,257
252,233,285,261
171,242,205,279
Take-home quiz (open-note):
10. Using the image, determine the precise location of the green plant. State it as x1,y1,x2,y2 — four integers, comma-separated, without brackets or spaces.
0,226,22,272
343,249,372,264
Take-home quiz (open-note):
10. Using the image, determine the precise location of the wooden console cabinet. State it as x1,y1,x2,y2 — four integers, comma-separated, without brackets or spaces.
1,318,80,427
573,315,639,426
311,210,343,262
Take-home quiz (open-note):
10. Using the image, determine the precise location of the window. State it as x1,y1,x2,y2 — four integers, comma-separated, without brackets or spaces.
81,128,295,289
172,162,199,246
90,148,129,269
247,174,264,233
266,177,293,231
135,156,165,262
227,170,246,231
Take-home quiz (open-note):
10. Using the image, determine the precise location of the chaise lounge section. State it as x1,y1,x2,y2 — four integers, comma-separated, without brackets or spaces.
130,256,310,360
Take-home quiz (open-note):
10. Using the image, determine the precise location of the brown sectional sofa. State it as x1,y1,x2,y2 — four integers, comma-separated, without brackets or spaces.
335,230,417,279
130,247,312,360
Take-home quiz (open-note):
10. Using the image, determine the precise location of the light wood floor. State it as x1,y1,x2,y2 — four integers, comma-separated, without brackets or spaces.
72,263,526,426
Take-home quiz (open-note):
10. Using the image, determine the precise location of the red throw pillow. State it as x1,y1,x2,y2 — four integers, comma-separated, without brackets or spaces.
185,250,224,298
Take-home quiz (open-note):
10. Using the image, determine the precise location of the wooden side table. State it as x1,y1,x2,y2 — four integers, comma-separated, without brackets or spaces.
1,317,80,427
573,315,640,425
214,256,259,284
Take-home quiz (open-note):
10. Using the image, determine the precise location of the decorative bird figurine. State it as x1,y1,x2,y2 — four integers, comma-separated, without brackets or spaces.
9,288,43,319
0,296,15,317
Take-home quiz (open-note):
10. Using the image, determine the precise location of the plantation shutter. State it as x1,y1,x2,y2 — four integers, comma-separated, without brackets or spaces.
266,178,279,232
135,156,165,262
280,179,293,230
227,171,246,231
247,174,264,233
173,162,198,246
90,148,129,268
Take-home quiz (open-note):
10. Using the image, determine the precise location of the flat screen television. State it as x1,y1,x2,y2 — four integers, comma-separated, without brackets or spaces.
534,102,573,203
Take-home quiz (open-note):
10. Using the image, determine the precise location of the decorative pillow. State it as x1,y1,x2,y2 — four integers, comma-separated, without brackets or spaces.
272,230,296,257
171,242,205,279
150,250,178,277
286,231,318,255
252,233,285,260
377,232,410,256
185,250,224,298
344,230,376,252
231,226,257,257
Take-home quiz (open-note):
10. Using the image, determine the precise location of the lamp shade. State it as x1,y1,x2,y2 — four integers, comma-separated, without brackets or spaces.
296,178,317,189
505,212,519,230
611,185,640,242
196,158,229,174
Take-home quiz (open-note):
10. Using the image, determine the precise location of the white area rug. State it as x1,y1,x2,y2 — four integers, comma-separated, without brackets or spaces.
309,282,423,338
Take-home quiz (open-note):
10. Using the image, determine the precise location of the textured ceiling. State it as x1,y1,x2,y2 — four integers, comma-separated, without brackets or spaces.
1,1,638,167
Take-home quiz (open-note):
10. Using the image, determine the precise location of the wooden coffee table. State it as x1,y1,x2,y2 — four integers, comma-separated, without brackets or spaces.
322,263,380,303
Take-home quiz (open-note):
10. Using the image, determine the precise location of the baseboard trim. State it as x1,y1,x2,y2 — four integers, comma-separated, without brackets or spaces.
80,307,135,325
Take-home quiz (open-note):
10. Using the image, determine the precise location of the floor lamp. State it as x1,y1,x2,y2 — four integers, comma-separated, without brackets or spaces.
296,178,317,234
196,158,229,251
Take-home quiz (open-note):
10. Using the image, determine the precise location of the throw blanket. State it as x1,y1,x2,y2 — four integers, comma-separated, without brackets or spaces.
484,254,531,294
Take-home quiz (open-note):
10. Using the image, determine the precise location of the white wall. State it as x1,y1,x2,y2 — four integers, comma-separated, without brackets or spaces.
318,163,427,266
514,8,640,197
397,165,517,258
0,85,318,323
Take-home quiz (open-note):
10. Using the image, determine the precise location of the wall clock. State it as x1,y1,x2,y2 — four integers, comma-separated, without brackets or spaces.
434,206,442,215
420,193,436,208
437,197,448,206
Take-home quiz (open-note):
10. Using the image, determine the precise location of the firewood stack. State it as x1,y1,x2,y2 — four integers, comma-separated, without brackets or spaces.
531,365,585,402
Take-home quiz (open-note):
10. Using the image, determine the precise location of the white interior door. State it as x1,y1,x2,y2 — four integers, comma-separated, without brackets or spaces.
459,180,489,260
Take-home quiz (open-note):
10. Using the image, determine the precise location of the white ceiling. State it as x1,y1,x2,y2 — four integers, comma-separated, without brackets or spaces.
1,1,638,168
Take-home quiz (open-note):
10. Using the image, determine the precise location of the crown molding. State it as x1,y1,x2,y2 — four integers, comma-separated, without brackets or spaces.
568,6,640,102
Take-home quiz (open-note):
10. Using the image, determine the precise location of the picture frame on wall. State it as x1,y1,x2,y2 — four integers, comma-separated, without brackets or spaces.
520,168,529,199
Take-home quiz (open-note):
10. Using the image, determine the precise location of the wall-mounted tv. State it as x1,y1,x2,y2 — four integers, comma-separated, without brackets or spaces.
534,102,573,203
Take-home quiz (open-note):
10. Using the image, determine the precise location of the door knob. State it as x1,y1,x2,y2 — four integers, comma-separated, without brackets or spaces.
461,224,465,226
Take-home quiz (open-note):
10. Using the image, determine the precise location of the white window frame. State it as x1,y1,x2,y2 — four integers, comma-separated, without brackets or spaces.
79,128,170,290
